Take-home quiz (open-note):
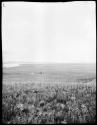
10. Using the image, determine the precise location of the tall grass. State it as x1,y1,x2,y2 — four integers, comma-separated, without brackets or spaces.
2,81,96,124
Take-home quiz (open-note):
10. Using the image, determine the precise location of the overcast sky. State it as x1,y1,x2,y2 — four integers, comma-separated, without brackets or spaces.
2,1,96,64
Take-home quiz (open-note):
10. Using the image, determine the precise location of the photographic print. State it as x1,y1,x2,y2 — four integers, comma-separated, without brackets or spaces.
2,1,96,124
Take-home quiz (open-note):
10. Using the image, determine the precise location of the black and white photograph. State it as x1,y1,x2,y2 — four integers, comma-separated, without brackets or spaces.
2,1,96,124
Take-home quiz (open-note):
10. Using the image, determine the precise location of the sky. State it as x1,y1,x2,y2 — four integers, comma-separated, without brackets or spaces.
2,1,96,64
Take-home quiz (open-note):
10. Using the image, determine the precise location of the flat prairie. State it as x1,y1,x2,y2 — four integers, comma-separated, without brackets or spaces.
2,63,96,124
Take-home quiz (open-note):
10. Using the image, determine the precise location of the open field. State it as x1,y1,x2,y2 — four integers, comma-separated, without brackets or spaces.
2,64,96,124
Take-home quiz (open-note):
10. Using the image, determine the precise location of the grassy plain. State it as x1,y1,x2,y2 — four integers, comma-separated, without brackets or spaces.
2,64,96,124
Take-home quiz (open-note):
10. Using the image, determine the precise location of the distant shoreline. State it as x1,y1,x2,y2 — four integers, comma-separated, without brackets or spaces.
3,63,20,68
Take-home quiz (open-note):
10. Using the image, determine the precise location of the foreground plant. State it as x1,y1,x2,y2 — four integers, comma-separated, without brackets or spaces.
2,82,96,124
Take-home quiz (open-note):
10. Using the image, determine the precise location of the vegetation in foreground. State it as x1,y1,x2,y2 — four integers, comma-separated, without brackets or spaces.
2,81,96,124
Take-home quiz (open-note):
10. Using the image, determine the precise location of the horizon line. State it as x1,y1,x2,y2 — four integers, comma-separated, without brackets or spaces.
3,61,96,64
